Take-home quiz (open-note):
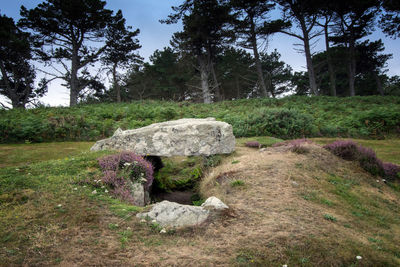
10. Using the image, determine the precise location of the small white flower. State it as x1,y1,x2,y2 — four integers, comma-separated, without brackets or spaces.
141,178,147,183
105,189,109,193
160,228,167,234
382,179,386,183
92,190,97,194
73,187,78,191
122,209,126,211
152,219,157,223
57,204,62,207
282,265,288,267
140,219,146,223
28,173,31,175
127,227,131,230
376,180,379,182
356,256,362,260
83,185,87,188
101,185,105,188
124,162,131,167
15,168,19,171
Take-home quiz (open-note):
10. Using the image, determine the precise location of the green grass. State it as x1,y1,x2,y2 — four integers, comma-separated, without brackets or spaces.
230,179,245,187
312,138,400,164
0,142,94,167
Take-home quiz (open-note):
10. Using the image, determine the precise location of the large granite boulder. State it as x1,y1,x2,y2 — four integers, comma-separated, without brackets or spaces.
91,118,235,156
136,196,229,227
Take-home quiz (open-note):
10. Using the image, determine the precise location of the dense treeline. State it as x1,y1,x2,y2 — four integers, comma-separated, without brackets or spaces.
1,96,399,143
0,0,399,108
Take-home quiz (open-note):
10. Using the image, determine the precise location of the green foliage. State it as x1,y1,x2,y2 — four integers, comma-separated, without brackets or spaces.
152,156,204,192
1,96,400,143
240,108,316,138
231,180,245,187
203,155,222,168
323,214,337,222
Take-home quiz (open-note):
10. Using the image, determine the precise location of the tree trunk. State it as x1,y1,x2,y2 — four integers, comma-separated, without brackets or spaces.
198,56,212,103
265,71,275,97
373,72,384,96
348,39,356,96
70,51,79,106
210,61,221,101
235,75,240,99
112,63,121,102
250,18,269,98
323,21,336,96
300,19,318,95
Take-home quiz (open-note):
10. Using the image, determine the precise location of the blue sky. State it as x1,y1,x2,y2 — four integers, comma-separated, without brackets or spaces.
1,0,399,106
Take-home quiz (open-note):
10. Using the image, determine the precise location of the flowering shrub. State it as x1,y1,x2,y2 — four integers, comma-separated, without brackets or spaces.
245,141,261,148
98,152,154,203
382,162,400,181
324,140,400,180
357,146,384,176
323,140,359,161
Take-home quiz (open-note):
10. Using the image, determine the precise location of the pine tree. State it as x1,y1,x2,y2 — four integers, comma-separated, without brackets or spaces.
19,0,114,106
0,14,47,108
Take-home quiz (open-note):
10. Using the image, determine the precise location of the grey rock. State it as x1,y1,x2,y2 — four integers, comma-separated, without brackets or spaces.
201,196,229,210
113,127,123,136
128,182,150,207
90,118,235,157
136,196,229,227
137,201,209,227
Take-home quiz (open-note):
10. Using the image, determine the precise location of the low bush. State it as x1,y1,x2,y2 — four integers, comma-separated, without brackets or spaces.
1,96,400,143
357,146,384,176
350,108,400,137
98,152,154,203
323,140,359,161
243,108,316,139
324,140,400,180
382,162,400,181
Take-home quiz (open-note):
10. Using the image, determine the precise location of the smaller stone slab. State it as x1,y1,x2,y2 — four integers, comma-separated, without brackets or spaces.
90,118,235,157
136,196,228,227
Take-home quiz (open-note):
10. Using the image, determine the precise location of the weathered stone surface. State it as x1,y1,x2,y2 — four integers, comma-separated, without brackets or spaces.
136,196,228,227
201,196,229,210
90,118,235,157
129,182,150,207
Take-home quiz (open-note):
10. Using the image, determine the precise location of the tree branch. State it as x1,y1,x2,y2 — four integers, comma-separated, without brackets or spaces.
279,30,303,40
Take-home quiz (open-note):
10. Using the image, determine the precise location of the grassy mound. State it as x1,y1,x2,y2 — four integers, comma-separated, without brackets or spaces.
200,143,400,266
0,138,399,265
1,96,400,143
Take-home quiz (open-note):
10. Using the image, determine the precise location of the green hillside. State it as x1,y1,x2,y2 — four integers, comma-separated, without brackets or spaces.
1,96,400,143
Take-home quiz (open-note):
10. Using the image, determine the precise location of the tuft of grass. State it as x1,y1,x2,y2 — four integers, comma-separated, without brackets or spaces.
231,179,245,187
323,214,338,222
118,229,133,248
